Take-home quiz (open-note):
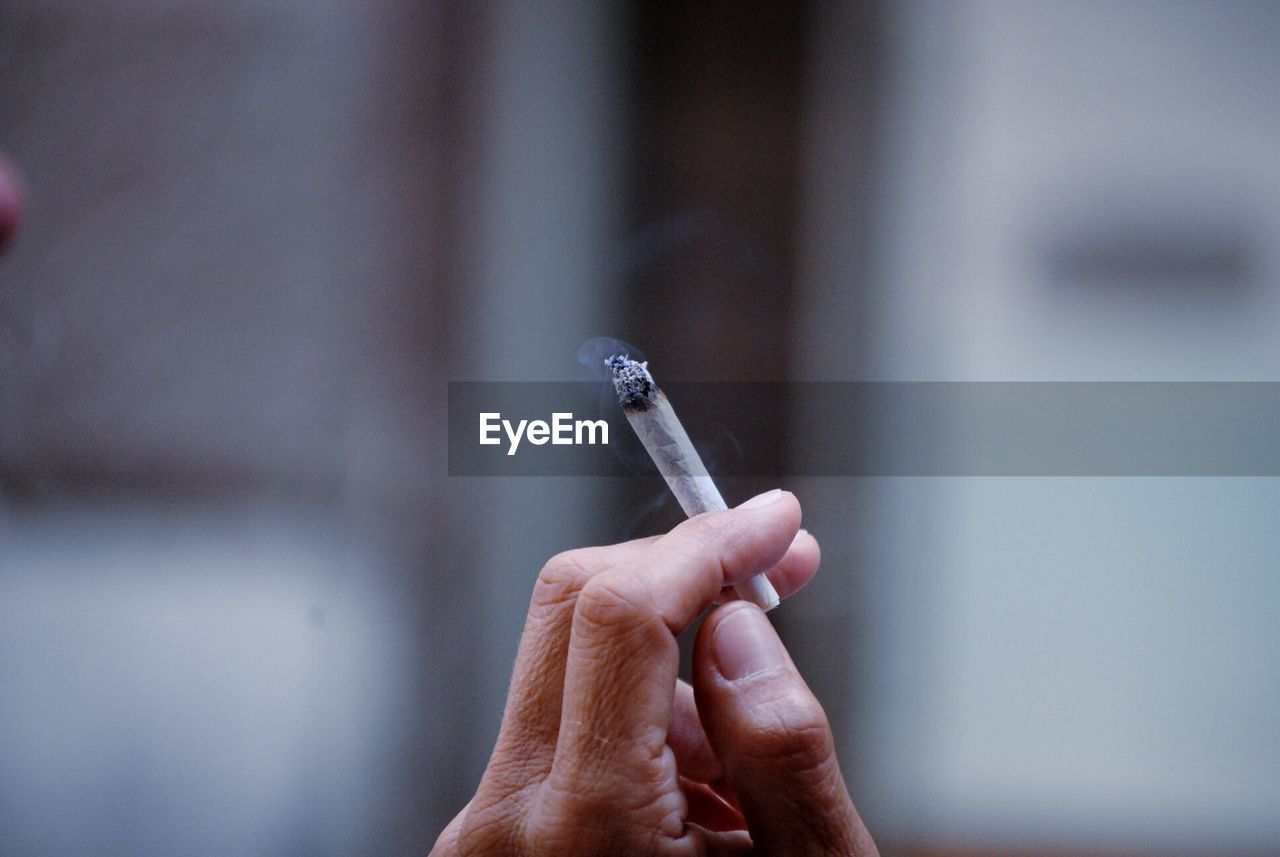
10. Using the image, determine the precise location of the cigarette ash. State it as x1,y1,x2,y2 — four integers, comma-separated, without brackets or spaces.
606,354,658,411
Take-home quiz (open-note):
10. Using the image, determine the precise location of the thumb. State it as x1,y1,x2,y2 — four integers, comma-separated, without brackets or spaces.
693,602,878,857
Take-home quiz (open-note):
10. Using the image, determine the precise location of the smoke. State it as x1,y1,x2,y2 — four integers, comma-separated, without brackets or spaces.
575,336,647,382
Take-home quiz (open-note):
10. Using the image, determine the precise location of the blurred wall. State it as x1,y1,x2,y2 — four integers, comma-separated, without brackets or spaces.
0,0,489,851
459,0,626,774
3,1,1279,855
797,1,1280,854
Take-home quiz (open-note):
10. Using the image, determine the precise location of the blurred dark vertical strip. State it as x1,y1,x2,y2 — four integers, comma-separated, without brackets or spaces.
0,2,11,67
623,0,806,384
337,0,488,847
786,0,887,837
406,0,489,842
619,0,889,823
619,0,810,537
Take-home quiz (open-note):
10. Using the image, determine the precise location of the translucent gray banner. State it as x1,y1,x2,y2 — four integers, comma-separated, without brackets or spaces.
448,382,1280,476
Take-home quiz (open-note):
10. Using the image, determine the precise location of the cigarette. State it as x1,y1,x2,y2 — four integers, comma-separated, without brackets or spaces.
606,354,781,612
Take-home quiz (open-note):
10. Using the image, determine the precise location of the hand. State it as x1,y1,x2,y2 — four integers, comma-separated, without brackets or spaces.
431,489,878,856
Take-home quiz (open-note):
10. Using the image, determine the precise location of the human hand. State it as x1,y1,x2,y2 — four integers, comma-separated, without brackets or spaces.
431,489,878,856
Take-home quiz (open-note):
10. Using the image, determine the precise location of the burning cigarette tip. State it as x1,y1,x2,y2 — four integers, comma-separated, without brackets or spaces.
606,354,658,411
605,349,782,613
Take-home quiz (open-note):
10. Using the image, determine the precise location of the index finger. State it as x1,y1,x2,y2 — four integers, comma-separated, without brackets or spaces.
544,489,803,818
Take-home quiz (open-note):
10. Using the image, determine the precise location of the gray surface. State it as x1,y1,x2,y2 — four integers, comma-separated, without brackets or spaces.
799,0,1280,851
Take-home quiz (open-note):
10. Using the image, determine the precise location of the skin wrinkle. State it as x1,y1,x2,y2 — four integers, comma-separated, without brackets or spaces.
739,767,851,856
458,798,526,856
727,687,833,773
534,762,690,856
526,548,612,623
488,549,607,781
550,670,691,844
639,543,732,632
486,670,563,785
737,719,837,796
668,682,723,783
559,499,784,823
434,493,878,856
566,592,675,747
529,537,659,619
567,610,672,691
692,604,875,857
497,561,589,711
624,762,694,854
528,572,586,619
574,573,667,637
557,687,666,773
562,681,672,786
660,518,794,610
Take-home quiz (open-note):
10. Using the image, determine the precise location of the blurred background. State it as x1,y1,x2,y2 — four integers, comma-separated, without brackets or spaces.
2,1,1278,855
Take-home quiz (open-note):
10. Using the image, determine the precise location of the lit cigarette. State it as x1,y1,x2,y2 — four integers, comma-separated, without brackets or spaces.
606,354,781,612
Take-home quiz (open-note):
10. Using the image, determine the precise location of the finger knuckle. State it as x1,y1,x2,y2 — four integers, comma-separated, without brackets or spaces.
526,777,611,855
681,510,737,553
671,513,746,584
533,549,596,610
747,691,835,775
573,574,654,633
456,803,525,856
530,771,684,856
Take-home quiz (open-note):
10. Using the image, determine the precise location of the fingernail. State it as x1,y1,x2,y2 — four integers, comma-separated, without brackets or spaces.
736,489,783,510
713,606,786,681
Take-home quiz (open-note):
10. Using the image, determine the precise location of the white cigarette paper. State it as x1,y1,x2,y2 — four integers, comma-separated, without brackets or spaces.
607,355,781,612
